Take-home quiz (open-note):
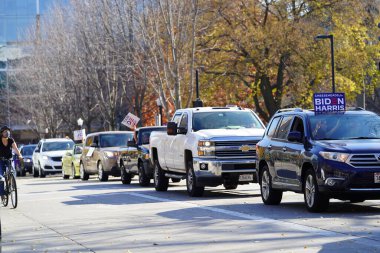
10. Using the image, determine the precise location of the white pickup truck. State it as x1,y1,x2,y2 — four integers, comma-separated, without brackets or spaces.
150,106,265,197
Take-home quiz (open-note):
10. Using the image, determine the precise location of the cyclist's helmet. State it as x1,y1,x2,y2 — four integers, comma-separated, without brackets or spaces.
0,125,11,133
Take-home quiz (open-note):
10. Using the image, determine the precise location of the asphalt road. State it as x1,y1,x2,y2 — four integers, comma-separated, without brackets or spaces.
2,175,380,253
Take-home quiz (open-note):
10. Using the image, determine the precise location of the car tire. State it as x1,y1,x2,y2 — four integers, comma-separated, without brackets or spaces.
39,163,46,178
303,169,329,212
120,163,132,184
80,163,89,181
33,165,39,177
260,165,282,205
223,182,238,190
97,162,109,182
153,160,168,191
186,161,204,197
62,168,69,179
138,163,150,186
171,178,181,183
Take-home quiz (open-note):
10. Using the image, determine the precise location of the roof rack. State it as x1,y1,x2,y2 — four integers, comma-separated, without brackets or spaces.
275,108,303,114
346,107,365,111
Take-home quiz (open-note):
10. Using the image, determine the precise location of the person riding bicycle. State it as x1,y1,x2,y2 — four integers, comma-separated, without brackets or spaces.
0,126,22,196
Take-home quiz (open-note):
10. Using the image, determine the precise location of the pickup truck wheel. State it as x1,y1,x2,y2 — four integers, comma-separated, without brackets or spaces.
98,162,109,182
223,182,238,190
260,165,282,205
138,163,150,186
121,164,132,184
33,165,39,177
303,169,329,212
186,161,204,197
154,160,168,191
80,163,89,181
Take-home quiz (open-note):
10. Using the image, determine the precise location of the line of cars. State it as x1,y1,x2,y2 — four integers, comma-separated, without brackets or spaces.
22,105,380,213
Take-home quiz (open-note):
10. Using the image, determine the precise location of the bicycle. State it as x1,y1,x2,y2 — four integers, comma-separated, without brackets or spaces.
1,158,18,208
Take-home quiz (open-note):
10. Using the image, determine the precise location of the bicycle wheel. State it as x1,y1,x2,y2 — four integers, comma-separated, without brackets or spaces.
2,176,9,207
10,174,17,208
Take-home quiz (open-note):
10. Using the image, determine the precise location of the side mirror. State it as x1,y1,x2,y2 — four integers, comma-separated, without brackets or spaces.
178,127,187,135
34,149,40,153
167,122,178,136
288,131,303,143
90,143,98,148
127,140,137,148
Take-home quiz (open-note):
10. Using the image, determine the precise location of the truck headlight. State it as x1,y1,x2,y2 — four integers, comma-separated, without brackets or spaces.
319,151,349,163
42,155,49,160
105,151,119,158
198,140,215,156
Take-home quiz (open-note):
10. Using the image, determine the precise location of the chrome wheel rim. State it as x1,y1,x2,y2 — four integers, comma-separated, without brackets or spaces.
98,163,103,179
154,165,159,186
261,170,270,200
305,175,315,207
80,164,84,178
187,169,193,192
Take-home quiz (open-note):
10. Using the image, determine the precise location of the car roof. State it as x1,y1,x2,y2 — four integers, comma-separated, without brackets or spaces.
86,131,133,137
274,108,377,117
176,107,251,113
41,138,74,143
137,126,166,130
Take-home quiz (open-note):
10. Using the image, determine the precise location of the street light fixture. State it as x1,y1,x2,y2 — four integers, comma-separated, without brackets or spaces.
156,98,163,126
315,34,335,93
77,118,84,129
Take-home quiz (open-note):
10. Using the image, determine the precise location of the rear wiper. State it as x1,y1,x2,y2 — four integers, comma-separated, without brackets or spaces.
347,137,380,140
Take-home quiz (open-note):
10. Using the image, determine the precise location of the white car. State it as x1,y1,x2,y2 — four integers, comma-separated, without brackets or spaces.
33,138,75,178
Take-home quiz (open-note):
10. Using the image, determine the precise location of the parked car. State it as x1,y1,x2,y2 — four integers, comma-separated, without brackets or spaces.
123,126,166,185
150,106,266,197
14,144,37,176
62,144,83,179
33,138,75,178
80,131,134,181
256,108,380,212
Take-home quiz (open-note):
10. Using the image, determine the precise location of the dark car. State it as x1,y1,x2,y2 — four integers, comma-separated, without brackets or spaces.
14,144,37,176
256,108,380,212
123,126,166,186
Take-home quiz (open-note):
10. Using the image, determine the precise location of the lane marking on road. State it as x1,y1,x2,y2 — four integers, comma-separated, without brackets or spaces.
126,192,380,248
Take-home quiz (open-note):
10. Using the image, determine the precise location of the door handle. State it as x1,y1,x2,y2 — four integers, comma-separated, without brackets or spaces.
282,147,287,152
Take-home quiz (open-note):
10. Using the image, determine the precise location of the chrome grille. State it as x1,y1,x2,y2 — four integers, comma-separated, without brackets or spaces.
215,140,258,158
348,154,380,169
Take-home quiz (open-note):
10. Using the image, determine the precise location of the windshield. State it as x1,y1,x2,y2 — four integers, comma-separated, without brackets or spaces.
139,128,166,145
22,146,36,156
193,111,264,131
309,114,380,140
42,142,74,152
99,133,133,147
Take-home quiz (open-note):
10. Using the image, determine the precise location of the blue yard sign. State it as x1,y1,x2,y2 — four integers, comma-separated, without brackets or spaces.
313,93,345,113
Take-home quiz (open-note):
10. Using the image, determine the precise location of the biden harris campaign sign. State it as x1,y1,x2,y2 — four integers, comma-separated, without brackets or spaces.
313,93,345,113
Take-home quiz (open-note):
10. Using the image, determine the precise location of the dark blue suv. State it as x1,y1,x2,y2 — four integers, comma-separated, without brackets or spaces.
256,108,380,212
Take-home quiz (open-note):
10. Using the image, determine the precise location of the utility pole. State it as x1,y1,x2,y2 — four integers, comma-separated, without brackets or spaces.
36,0,41,43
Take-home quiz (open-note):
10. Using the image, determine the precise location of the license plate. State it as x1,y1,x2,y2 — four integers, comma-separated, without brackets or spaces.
239,174,254,182
375,173,380,183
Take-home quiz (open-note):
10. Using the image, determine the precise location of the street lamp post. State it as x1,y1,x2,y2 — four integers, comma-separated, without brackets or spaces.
315,34,335,93
156,99,163,126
